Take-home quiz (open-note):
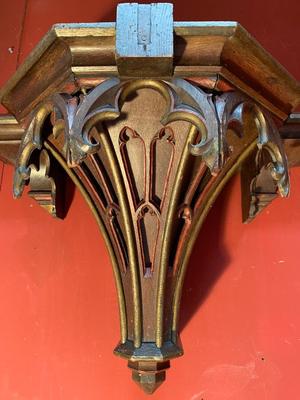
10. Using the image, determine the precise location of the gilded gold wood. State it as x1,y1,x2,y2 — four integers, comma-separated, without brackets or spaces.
98,120,142,348
44,140,128,343
0,2,298,395
8,76,289,393
0,116,24,164
0,19,299,120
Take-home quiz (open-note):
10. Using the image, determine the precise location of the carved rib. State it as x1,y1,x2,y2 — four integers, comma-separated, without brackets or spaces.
44,140,128,343
156,124,198,347
99,127,142,347
171,139,258,334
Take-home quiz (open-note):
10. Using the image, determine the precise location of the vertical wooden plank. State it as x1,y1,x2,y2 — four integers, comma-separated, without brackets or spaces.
116,3,174,77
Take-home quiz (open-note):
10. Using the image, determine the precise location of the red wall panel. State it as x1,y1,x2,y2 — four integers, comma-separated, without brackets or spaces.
0,1,300,399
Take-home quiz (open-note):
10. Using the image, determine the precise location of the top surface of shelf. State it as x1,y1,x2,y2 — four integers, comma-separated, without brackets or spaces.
0,12,299,121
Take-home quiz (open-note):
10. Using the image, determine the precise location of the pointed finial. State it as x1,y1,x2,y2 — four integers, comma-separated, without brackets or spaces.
128,360,170,394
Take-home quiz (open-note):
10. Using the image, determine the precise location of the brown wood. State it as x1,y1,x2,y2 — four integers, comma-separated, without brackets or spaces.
8,78,290,394
0,116,23,164
0,20,299,121
0,2,299,395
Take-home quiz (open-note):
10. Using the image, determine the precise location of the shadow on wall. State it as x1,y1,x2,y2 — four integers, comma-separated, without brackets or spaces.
179,177,234,331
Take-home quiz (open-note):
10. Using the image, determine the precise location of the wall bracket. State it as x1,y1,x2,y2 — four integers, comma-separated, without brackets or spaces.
0,2,300,394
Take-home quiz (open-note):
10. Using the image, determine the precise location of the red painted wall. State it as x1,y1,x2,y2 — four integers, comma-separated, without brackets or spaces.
1,1,300,399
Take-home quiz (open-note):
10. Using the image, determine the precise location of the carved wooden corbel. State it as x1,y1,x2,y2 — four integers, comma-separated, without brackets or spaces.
0,2,299,394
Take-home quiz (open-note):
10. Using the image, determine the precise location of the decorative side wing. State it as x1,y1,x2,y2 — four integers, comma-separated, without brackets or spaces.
214,95,289,222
